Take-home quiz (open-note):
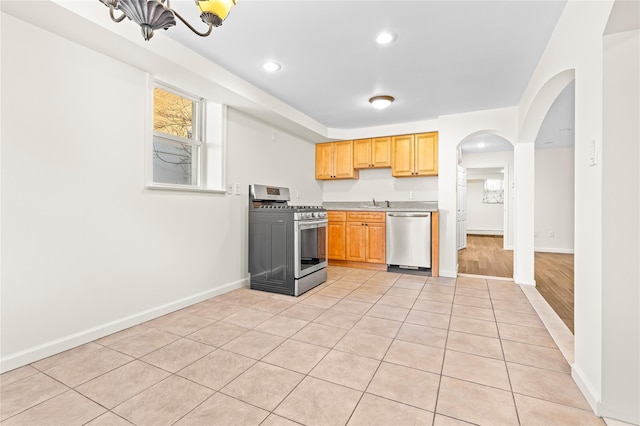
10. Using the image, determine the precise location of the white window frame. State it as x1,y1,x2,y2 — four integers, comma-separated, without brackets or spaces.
145,77,227,193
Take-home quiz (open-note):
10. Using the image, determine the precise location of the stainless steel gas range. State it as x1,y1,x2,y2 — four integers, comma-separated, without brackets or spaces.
248,184,328,296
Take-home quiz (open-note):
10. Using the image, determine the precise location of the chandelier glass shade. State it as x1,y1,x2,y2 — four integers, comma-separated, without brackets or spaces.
100,0,237,41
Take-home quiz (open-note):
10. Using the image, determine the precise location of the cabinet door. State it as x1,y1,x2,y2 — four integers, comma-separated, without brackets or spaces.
345,222,366,262
391,135,415,177
333,140,356,178
315,143,334,179
415,132,438,176
365,222,386,264
371,137,391,168
353,139,372,169
328,221,346,260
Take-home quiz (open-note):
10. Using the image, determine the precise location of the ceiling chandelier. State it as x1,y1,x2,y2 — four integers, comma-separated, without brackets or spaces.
99,0,237,41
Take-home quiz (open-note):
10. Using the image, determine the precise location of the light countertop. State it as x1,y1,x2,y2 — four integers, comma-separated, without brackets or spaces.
323,201,438,212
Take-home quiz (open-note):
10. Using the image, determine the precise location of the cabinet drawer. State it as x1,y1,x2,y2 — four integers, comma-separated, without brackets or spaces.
328,211,347,221
346,212,386,223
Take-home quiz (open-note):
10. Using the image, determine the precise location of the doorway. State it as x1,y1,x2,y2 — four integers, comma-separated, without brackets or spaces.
533,80,576,332
457,135,514,278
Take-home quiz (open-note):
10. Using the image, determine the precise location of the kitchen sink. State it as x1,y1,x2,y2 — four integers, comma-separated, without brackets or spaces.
358,205,384,209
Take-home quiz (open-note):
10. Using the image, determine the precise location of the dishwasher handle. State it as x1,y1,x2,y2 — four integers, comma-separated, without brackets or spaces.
387,212,431,218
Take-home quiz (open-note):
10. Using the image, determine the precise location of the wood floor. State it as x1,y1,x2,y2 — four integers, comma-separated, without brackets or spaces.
458,235,513,277
458,235,574,332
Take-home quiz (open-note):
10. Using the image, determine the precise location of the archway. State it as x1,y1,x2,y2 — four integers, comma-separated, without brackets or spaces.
532,80,576,332
455,130,515,278
511,69,576,287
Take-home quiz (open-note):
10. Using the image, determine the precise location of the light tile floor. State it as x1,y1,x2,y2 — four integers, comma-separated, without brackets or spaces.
0,267,605,426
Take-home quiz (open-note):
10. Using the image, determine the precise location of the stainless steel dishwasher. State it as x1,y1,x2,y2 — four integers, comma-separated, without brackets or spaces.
386,212,431,269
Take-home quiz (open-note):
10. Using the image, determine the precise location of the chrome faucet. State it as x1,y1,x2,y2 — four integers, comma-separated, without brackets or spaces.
372,197,376,206
385,200,390,208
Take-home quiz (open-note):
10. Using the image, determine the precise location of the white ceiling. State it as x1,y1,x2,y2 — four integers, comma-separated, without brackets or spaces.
165,0,567,129
460,134,513,155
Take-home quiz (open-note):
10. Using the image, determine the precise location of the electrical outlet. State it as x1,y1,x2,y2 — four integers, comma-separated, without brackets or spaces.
234,183,240,195
589,139,597,166
226,184,233,194
534,231,539,238
296,188,301,199
548,231,554,238
409,191,415,199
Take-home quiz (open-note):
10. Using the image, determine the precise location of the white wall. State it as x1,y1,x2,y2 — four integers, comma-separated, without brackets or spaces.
534,147,575,253
516,0,640,422
466,178,504,234
0,13,321,372
438,108,518,278
322,170,438,202
601,28,639,424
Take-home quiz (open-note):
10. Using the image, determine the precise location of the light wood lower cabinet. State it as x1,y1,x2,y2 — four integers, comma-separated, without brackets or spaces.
328,209,439,276
329,211,386,264
327,211,347,260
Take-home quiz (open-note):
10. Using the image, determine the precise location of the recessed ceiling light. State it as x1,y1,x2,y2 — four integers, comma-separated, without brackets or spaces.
478,142,487,148
369,95,394,109
375,31,396,45
262,61,281,72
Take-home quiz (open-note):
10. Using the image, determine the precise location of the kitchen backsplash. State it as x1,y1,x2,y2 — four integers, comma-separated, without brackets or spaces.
321,168,438,202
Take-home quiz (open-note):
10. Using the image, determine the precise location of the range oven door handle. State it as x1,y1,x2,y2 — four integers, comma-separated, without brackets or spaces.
297,219,328,230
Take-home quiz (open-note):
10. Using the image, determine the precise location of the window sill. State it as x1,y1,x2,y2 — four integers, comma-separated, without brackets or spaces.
145,183,227,194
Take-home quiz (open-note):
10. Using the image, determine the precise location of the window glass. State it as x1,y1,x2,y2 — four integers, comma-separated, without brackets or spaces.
152,84,203,187
153,87,194,139
152,139,196,185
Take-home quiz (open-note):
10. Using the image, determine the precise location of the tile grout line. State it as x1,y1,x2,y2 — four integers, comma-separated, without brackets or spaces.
430,278,456,426
3,267,593,426
490,282,524,426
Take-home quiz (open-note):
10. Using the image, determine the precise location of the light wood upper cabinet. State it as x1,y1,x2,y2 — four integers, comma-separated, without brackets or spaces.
315,141,358,180
415,132,438,175
315,143,333,179
391,132,438,177
391,134,415,177
353,137,391,169
353,139,372,169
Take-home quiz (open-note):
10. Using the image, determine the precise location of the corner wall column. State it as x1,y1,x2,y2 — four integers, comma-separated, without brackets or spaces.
513,142,535,285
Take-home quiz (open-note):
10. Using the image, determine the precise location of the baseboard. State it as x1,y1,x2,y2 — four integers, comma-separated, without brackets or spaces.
514,274,536,286
572,363,601,415
467,229,504,236
439,269,458,278
458,273,513,281
0,278,248,373
535,247,575,254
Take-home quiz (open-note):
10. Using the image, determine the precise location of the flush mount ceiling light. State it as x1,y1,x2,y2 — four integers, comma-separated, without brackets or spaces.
375,31,396,45
369,95,394,109
262,61,281,72
478,142,487,148
99,0,237,41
